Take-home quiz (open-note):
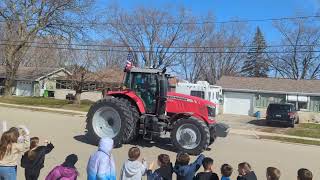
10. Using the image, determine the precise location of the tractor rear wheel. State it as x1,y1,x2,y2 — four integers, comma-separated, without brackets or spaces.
86,97,137,146
171,117,210,155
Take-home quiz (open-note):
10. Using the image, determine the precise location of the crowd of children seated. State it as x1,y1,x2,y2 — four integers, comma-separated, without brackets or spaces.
0,126,315,180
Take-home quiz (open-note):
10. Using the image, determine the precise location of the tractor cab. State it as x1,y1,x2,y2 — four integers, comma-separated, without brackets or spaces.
122,67,168,114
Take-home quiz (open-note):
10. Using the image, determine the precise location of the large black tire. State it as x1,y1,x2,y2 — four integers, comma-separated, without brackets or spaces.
86,97,137,146
171,117,210,155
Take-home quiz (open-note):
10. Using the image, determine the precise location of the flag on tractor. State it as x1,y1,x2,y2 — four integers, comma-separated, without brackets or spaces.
124,52,134,71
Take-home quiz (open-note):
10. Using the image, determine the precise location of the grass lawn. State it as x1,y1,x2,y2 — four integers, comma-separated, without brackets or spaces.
260,135,320,146
259,123,320,139
0,96,93,112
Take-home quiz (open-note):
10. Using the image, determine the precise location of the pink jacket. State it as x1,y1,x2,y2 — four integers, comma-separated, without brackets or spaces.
46,165,78,180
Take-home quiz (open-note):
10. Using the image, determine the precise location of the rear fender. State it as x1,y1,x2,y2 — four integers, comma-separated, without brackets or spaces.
108,92,146,114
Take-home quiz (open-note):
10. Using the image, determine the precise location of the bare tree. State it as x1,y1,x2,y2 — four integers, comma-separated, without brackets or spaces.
271,19,320,79
200,23,248,84
0,0,93,96
104,6,191,68
64,50,96,105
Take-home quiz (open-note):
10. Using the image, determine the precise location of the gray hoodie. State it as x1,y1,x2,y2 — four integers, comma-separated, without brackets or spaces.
120,160,147,180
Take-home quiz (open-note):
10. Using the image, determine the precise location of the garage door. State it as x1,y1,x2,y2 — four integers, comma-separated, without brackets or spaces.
224,92,253,115
16,81,33,96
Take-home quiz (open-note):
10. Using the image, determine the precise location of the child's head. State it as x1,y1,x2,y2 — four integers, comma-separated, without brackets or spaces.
176,152,190,166
266,167,281,180
128,147,141,161
221,164,233,177
202,157,214,171
30,137,40,149
63,154,78,168
27,137,40,160
157,154,170,167
8,127,19,143
238,162,252,176
297,168,313,180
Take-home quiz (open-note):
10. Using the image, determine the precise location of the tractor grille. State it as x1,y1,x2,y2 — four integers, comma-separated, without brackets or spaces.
207,106,216,117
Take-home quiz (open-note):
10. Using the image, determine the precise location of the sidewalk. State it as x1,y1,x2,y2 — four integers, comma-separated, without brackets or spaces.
230,128,320,142
0,102,86,116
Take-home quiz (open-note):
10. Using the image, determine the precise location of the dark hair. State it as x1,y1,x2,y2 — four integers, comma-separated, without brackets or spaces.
158,154,170,167
128,147,140,161
238,162,252,172
176,152,190,166
266,167,281,180
62,154,78,168
27,137,40,160
298,168,313,180
221,164,233,177
202,157,213,170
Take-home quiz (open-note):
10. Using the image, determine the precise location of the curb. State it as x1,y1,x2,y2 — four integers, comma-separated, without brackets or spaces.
0,102,86,116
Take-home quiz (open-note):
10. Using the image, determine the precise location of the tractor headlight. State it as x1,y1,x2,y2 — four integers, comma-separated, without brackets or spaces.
207,105,216,118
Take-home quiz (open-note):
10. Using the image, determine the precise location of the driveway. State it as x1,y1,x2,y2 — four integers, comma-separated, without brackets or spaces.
0,107,319,180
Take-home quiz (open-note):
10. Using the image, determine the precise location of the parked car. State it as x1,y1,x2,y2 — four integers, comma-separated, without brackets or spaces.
266,103,299,128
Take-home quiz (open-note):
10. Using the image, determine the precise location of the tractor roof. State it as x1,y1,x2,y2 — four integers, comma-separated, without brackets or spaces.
129,67,163,74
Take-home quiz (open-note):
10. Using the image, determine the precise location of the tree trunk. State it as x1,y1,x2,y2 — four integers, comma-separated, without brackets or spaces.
4,68,16,97
73,92,81,105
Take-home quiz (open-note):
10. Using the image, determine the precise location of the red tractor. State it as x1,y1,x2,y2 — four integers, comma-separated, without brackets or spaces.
86,67,229,154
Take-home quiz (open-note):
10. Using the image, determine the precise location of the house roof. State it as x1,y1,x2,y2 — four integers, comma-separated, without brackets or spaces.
0,66,70,81
215,76,320,96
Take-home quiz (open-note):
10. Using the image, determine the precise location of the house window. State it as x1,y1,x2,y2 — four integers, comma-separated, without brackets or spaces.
298,102,308,110
191,90,205,99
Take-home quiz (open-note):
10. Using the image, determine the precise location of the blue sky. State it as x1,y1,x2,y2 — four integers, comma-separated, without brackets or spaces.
96,0,319,43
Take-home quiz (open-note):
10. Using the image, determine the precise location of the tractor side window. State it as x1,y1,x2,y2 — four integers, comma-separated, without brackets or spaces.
191,90,205,99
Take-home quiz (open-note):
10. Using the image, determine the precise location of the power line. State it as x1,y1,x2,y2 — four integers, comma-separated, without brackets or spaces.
0,43,319,54
0,39,319,49
0,15,320,26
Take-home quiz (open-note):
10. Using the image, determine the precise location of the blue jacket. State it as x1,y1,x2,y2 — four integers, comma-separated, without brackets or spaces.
87,138,116,180
173,154,205,180
221,176,231,180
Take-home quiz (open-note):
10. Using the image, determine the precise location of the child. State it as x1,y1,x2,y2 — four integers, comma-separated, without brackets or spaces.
195,157,219,180
0,127,30,179
221,164,233,180
147,154,173,180
173,152,205,180
45,154,78,180
237,162,257,180
21,137,54,180
87,137,116,180
266,167,281,180
120,146,148,180
297,168,313,180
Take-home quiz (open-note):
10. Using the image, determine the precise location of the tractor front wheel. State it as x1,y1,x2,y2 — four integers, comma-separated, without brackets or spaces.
171,117,210,155
86,97,137,147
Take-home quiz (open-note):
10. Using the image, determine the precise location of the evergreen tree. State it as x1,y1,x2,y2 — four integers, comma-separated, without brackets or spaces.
242,27,269,77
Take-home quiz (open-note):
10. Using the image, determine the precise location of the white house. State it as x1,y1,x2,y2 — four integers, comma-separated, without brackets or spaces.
216,76,320,116
0,66,71,97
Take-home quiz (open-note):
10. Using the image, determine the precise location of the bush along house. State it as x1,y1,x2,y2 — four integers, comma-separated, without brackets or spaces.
215,76,320,122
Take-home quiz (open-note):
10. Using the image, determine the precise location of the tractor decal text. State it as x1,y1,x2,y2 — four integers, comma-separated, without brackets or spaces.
167,95,194,103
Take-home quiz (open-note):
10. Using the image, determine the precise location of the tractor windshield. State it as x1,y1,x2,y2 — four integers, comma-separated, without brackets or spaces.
125,72,159,113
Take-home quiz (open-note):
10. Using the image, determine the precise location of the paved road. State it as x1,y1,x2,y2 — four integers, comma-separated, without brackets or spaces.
0,106,319,180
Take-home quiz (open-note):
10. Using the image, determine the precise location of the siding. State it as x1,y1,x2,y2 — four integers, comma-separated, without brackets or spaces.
309,96,320,112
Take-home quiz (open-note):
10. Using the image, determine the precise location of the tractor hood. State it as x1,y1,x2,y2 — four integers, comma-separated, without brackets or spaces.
167,92,216,107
